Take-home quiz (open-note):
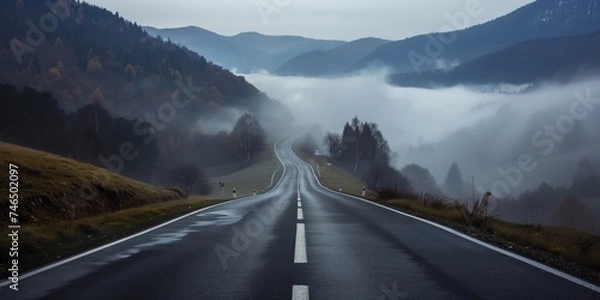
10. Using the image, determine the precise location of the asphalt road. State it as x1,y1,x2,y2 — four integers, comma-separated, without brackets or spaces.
1,136,599,299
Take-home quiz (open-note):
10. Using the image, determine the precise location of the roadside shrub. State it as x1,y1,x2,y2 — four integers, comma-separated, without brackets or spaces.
455,192,492,228
377,187,413,200
418,193,451,210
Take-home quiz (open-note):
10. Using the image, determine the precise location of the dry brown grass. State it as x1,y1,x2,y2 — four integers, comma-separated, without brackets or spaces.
0,143,182,225
387,199,464,223
486,219,600,270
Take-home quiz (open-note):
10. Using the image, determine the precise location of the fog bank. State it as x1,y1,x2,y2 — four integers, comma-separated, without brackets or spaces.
243,71,600,197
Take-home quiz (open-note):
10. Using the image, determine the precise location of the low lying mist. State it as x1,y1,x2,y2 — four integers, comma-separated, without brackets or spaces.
243,71,600,198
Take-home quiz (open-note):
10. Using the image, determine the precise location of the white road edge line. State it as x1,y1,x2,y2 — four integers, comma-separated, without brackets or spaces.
292,285,310,300
294,223,307,263
0,136,292,288
267,166,282,189
291,142,600,293
296,164,301,198
298,208,304,221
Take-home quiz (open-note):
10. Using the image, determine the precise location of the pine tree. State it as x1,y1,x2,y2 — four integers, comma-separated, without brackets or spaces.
340,122,355,163
444,162,464,196
570,158,600,197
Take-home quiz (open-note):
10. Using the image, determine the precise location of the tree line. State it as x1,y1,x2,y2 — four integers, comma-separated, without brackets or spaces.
0,83,266,195
323,117,473,197
324,117,411,191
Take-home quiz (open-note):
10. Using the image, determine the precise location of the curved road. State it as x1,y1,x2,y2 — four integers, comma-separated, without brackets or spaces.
1,136,599,299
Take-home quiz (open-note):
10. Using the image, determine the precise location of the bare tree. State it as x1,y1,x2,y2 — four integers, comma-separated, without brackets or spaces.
230,113,265,160
323,132,342,158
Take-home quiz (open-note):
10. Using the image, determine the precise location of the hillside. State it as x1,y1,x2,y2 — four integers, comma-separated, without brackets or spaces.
275,37,389,76
351,0,600,74
145,26,345,72
0,1,284,121
0,143,183,225
389,30,600,87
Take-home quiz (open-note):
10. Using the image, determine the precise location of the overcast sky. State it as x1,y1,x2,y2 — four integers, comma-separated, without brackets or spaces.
86,0,534,41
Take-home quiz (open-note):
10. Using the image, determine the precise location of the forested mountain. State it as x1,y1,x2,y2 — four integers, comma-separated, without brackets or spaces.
144,26,345,72
0,0,292,189
389,30,600,88
350,0,600,74
275,37,389,76
0,0,289,123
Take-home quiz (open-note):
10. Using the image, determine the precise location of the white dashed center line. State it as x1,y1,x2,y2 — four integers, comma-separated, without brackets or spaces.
294,223,307,263
292,285,309,300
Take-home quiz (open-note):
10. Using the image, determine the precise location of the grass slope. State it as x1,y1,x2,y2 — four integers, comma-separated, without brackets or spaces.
205,142,283,199
0,143,182,225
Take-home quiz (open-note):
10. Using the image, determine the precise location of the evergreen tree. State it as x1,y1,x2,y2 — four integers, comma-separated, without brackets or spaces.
340,122,355,163
444,162,464,196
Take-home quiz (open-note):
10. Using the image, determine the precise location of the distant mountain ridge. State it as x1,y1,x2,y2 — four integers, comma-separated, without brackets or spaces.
144,26,345,72
76,0,600,87
275,37,390,76
389,29,600,88
350,0,600,74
